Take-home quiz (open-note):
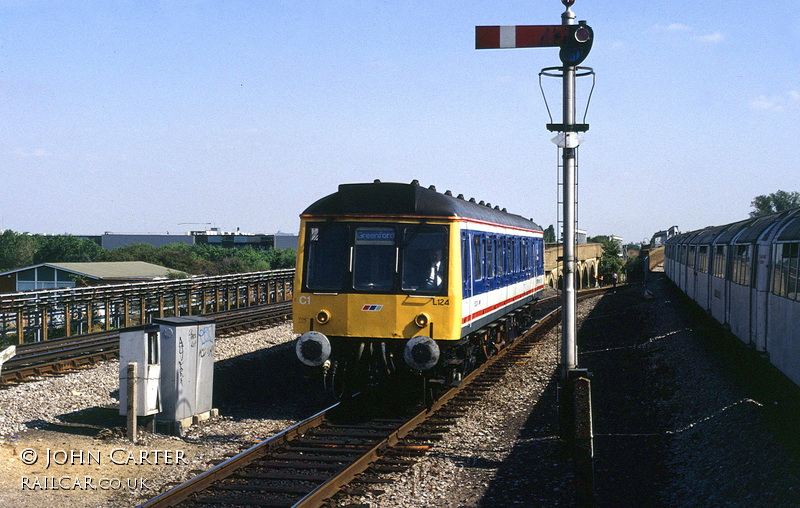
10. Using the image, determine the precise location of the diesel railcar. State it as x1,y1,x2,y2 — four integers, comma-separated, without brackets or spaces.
664,207,800,387
292,180,545,392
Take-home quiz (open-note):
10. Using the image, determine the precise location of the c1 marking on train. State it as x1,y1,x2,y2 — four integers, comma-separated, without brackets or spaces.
362,305,383,312
299,296,311,305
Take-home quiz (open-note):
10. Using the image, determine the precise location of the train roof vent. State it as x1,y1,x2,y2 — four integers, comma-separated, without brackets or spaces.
445,190,452,196
457,194,464,200
479,200,485,206
495,205,501,210
411,179,420,186
373,179,381,183
469,198,476,203
428,185,436,191
486,202,492,208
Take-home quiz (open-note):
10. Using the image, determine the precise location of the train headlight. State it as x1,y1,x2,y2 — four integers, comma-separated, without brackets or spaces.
315,309,331,325
403,336,440,371
296,331,331,367
414,312,430,328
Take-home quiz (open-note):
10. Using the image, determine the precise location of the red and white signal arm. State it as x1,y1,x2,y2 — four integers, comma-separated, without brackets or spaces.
475,25,568,49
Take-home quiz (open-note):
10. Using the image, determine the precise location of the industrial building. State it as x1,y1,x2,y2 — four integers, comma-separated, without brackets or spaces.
78,230,298,251
0,261,182,293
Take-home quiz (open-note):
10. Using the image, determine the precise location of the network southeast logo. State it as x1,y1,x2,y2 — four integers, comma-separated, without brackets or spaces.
361,304,383,311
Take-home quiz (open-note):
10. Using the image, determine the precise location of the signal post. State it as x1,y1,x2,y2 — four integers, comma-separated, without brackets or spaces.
476,1,594,504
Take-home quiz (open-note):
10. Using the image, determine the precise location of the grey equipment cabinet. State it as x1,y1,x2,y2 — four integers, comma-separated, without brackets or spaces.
119,324,161,416
154,316,215,422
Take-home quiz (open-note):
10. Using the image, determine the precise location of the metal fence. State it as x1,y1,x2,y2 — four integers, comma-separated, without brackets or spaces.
0,269,295,345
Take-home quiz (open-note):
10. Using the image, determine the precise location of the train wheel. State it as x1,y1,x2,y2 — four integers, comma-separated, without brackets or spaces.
481,330,503,360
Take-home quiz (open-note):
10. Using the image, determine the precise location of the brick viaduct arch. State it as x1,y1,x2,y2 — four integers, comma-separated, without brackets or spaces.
544,243,603,290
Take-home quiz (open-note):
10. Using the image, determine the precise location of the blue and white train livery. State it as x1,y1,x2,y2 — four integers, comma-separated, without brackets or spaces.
292,180,545,390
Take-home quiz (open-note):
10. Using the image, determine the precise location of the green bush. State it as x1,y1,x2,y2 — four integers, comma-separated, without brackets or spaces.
0,230,296,276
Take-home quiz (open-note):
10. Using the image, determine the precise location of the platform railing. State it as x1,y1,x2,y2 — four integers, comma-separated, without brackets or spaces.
0,269,295,345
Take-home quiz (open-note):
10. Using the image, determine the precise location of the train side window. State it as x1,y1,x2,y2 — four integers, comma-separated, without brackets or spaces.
472,235,483,281
521,240,527,272
732,245,750,286
539,239,544,275
771,248,782,296
713,246,726,278
497,237,505,278
698,246,709,273
306,224,350,291
527,240,533,273
509,238,514,274
486,237,495,279
688,246,696,269
773,243,799,299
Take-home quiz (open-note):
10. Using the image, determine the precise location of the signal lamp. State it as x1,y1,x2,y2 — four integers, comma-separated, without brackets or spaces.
414,312,430,328
559,22,593,66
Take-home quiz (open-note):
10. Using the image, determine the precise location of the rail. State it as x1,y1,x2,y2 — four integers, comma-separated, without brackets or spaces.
138,286,610,507
1,300,292,384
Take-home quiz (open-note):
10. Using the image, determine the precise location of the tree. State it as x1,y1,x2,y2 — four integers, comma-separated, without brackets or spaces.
0,232,296,276
266,248,297,269
98,243,160,264
33,236,103,264
0,230,40,271
543,225,556,243
588,235,623,281
750,190,800,218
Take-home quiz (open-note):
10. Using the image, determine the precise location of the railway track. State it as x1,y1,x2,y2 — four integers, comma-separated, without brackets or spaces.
0,301,292,385
140,288,607,508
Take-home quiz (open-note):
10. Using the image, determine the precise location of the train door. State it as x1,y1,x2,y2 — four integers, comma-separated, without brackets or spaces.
687,245,697,299
462,230,472,301
752,243,771,351
511,237,519,287
710,245,726,324
723,245,731,325
498,236,508,306
470,233,487,324
681,245,689,291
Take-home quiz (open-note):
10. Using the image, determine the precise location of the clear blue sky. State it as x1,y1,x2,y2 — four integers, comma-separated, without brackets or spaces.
2,1,798,244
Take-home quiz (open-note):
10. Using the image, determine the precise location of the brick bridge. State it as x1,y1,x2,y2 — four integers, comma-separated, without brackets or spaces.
544,243,604,290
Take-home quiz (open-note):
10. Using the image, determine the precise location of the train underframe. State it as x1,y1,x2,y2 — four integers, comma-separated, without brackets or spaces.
312,301,539,399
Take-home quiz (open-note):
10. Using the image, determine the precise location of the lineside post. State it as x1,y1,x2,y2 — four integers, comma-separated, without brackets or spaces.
127,362,138,444
476,0,595,504
558,2,580,451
